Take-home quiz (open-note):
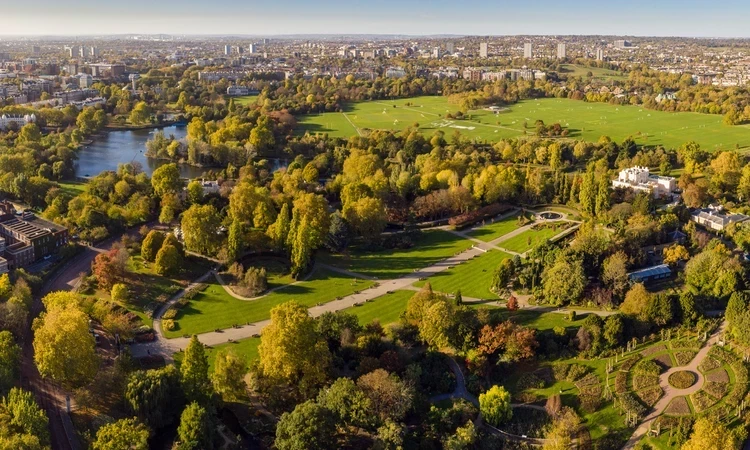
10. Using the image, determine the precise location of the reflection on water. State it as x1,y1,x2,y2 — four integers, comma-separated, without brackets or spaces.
75,125,288,179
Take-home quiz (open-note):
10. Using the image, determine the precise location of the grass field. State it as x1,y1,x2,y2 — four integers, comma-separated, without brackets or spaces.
58,180,87,197
234,256,295,291
343,290,413,326
175,337,261,372
558,64,626,81
296,96,750,151
499,225,569,254
480,307,590,331
233,95,259,106
413,250,512,299
320,229,473,279
165,268,373,338
467,212,526,242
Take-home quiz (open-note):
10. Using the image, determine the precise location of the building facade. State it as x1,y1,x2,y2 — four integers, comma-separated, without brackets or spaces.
611,166,676,198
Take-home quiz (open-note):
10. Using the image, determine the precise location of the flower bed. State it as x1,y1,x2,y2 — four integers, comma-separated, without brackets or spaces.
633,374,659,391
704,381,729,399
663,396,691,415
641,344,667,357
698,356,722,374
674,350,698,366
706,369,730,384
615,372,628,394
618,392,647,417
517,372,546,390
653,353,674,370
620,354,642,372
691,390,719,413
636,385,664,407
671,339,701,351
668,371,697,389
633,359,661,377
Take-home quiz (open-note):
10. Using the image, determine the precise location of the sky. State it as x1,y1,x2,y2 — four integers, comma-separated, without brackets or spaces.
2,0,750,37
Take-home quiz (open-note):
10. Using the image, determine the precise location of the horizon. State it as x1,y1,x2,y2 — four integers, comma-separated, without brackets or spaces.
4,0,750,38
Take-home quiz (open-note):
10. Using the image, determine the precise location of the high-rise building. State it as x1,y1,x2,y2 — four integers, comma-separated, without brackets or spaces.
524,43,533,58
446,42,455,54
614,40,631,49
479,42,488,58
65,47,74,58
432,47,442,59
557,43,566,59
224,45,231,55
32,46,40,55
78,46,86,58
90,47,100,57
129,73,140,91
596,48,604,61
248,44,256,54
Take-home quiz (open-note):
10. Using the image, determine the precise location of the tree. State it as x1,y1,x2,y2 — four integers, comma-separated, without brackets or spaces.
603,314,624,347
93,418,149,450
290,215,315,277
601,251,629,298
128,101,152,125
176,402,213,450
92,248,127,290
110,283,129,304
443,421,477,450
181,204,222,255
33,304,98,388
0,331,20,395
479,385,512,427
247,115,275,152
186,180,204,204
181,336,212,405
154,244,181,276
542,407,581,450
125,366,183,430
342,197,387,239
1,388,49,446
258,302,331,395
211,349,247,401
491,258,515,292
226,219,244,263
542,256,586,306
663,244,690,266
267,202,291,251
141,230,165,262
275,400,337,450
681,417,739,450
357,369,414,423
151,163,182,197
419,301,455,349
316,377,374,429
620,283,650,320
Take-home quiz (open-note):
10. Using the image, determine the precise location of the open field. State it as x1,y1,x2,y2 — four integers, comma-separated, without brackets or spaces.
165,268,373,338
500,224,569,253
58,180,88,197
233,95,259,106
175,337,261,372
413,249,512,299
296,96,750,151
234,256,295,290
319,229,473,279
467,212,526,242
343,290,413,326
558,64,627,81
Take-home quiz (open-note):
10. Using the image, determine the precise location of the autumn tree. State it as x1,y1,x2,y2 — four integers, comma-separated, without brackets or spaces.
0,388,50,446
111,283,129,304
479,385,512,427
0,331,20,395
33,304,98,388
93,418,149,450
275,400,337,450
226,219,244,263
141,230,165,262
258,302,331,396
357,369,414,423
181,204,222,255
542,407,581,450
663,244,690,266
128,101,152,125
92,248,128,290
342,197,387,239
211,348,247,402
681,417,739,450
154,244,181,276
176,402,214,450
601,251,629,299
151,163,182,197
181,336,212,405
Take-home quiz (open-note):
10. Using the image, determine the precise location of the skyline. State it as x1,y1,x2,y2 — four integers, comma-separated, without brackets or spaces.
3,0,750,38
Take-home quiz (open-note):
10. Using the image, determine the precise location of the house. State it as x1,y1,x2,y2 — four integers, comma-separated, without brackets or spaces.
691,204,749,231
628,264,672,284
611,166,676,199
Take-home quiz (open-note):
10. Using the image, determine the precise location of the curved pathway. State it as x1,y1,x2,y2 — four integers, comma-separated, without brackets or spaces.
214,267,318,301
622,321,726,449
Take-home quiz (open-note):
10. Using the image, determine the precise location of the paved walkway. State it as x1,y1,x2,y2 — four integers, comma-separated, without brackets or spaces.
622,321,726,449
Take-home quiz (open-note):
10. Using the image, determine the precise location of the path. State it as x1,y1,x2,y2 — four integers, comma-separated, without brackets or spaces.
214,267,318,301
430,354,479,407
621,321,726,450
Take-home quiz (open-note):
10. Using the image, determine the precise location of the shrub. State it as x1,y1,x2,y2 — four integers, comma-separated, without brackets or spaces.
620,355,642,372
618,392,647,416
698,357,721,373
671,339,700,350
640,344,667,357
636,386,663,407
517,373,545,391
633,375,659,391
615,372,628,394
566,364,589,382
674,350,697,366
162,319,176,331
162,308,178,320
667,371,696,389
243,267,268,296
633,359,661,377
449,204,513,230
552,363,570,382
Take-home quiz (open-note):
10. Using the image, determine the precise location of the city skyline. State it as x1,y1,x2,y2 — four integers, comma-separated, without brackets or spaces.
3,0,750,37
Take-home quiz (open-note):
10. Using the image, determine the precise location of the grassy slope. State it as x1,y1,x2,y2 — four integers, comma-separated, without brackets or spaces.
296,96,750,151
166,268,373,338
413,249,512,299
499,225,567,253
233,95,259,106
320,229,473,279
467,212,525,242
343,290,414,326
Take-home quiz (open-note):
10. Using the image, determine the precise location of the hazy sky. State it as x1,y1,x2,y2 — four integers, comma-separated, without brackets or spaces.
2,0,749,37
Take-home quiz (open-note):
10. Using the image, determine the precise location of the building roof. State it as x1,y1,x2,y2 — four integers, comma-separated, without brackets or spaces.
691,208,749,228
628,264,671,281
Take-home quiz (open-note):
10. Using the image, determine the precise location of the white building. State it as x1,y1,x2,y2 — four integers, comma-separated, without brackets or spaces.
524,43,533,58
479,42,488,58
611,166,676,198
691,204,749,231
0,114,36,131
226,86,257,96
596,48,604,61
385,67,407,78
557,43,566,59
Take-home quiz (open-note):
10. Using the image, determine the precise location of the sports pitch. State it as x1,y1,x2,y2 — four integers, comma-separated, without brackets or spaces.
296,96,750,151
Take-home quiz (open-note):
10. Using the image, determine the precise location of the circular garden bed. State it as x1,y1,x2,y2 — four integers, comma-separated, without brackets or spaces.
668,371,697,389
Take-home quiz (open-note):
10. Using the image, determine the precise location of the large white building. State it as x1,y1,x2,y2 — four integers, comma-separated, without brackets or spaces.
557,43,566,59
524,43,533,58
479,42,488,58
611,166,676,198
0,114,36,131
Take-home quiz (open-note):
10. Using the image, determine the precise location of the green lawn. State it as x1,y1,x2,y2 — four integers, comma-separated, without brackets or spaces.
174,337,261,372
343,290,413,326
296,96,750,151
498,224,569,253
477,307,589,331
558,64,626,81
165,268,373,338
320,229,473,279
233,95,258,106
467,212,526,242
234,256,295,290
58,180,87,197
413,250,512,299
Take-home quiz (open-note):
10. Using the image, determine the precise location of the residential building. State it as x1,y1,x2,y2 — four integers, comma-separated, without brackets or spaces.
611,166,676,198
385,67,407,78
224,45,231,55
53,88,99,103
557,43,566,59
691,204,749,231
248,44,256,54
524,42,533,58
614,40,631,49
78,73,93,88
432,47,442,59
479,42,488,58
226,86,259,96
0,114,36,131
0,202,69,269
446,42,455,54
462,68,483,82
596,48,604,61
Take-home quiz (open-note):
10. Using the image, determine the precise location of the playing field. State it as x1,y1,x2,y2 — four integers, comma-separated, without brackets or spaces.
296,96,750,151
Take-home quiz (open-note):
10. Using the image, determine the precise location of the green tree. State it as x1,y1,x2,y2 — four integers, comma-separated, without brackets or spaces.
211,349,247,402
258,302,331,396
125,366,183,430
248,115,275,152
578,165,596,215
176,402,214,450
110,283,129,304
316,377,374,429
226,219,244,263
342,197,387,239
275,400,337,450
186,180,204,204
141,230,165,262
181,204,222,255
33,304,98,388
542,256,586,306
267,203,291,251
620,283,650,320
479,385,512,427
151,163,182,197
603,314,624,347
0,331,20,395
1,388,49,446
154,244,181,276
128,101,152,125
93,418,149,450
180,336,212,405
